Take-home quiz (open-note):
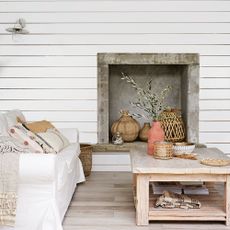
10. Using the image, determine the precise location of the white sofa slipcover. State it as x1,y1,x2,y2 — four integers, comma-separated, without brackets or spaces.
0,111,85,230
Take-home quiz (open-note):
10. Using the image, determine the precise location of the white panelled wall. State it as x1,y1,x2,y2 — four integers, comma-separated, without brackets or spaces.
0,1,230,170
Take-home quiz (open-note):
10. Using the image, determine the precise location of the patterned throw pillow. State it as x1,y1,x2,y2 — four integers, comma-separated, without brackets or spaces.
8,124,44,153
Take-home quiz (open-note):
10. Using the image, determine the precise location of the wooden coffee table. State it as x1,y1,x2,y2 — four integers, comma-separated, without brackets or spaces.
130,145,230,226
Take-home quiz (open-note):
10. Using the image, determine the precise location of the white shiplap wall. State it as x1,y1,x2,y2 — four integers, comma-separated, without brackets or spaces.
0,1,230,162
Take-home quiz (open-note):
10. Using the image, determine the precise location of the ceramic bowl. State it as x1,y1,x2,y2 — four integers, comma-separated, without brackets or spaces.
173,142,195,155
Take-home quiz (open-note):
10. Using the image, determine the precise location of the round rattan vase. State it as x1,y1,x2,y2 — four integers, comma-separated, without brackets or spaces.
79,144,92,177
147,121,165,155
159,109,185,143
111,111,140,142
139,122,151,142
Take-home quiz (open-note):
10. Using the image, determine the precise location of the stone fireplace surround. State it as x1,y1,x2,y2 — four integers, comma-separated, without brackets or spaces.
97,53,199,144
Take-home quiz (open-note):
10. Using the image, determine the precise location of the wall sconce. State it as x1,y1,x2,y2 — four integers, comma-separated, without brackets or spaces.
6,18,29,41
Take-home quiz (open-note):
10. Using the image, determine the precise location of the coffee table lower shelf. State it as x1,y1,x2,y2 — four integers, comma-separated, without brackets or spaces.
134,184,227,223
149,196,226,221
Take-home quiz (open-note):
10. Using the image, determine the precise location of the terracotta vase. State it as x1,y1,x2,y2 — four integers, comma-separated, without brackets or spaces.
147,121,165,155
139,122,151,142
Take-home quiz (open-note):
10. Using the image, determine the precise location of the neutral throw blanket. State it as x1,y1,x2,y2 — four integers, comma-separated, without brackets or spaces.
155,191,201,209
0,137,29,226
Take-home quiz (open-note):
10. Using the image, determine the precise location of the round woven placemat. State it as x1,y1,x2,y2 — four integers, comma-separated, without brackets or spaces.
200,158,230,167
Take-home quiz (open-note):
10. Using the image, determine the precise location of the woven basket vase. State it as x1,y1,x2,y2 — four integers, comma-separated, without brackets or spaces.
159,109,185,143
79,144,93,177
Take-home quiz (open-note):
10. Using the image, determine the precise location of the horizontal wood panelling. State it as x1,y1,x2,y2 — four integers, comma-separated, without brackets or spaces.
0,78,96,88
200,121,230,131
0,100,97,111
2,23,230,34
1,55,230,68
1,34,230,45
23,111,97,122
92,165,131,172
0,67,96,77
0,56,96,66
200,78,230,89
201,56,230,67
0,0,229,153
53,122,97,132
200,111,230,121
0,89,97,99
200,89,230,99
92,154,130,165
200,133,230,143
1,1,230,12
200,100,230,110
200,67,230,78
1,12,230,23
79,132,97,143
1,45,230,56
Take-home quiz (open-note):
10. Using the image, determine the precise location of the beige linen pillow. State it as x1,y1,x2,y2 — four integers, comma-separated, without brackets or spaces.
37,128,70,152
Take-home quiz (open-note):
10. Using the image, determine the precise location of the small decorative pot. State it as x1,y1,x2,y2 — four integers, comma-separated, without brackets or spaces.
111,110,140,142
147,121,165,155
154,141,174,160
139,122,151,142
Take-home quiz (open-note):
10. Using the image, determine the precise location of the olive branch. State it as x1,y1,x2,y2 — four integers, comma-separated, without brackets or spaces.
121,72,172,121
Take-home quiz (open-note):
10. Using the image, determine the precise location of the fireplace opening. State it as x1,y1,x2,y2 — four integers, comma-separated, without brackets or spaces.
98,53,199,144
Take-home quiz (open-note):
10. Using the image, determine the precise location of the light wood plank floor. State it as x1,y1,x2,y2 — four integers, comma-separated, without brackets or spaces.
63,172,229,230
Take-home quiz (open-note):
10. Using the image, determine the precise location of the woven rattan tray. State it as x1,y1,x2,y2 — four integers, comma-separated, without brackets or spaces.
200,158,230,167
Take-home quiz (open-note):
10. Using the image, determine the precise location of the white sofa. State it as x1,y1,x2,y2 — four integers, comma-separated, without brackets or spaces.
0,110,85,230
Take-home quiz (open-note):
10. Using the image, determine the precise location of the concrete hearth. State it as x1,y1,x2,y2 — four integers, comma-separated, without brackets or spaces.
97,53,199,144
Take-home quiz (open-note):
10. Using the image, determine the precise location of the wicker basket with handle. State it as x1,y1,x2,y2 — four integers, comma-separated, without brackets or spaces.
79,144,93,177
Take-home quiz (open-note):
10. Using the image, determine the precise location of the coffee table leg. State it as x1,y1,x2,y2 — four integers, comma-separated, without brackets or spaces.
136,174,149,225
226,175,230,225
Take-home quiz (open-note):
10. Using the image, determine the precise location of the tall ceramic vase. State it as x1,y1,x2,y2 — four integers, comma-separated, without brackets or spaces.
147,121,165,155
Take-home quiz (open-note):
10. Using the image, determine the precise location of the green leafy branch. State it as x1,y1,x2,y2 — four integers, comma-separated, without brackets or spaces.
121,72,172,121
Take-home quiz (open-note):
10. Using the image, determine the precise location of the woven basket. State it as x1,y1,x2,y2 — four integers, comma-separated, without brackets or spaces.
154,142,173,160
159,109,185,143
79,144,93,177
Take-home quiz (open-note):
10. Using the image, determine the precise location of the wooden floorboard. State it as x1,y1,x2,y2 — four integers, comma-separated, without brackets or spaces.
63,172,230,230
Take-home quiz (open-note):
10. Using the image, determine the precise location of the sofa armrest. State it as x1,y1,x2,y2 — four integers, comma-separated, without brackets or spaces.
58,128,79,143
19,153,56,184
